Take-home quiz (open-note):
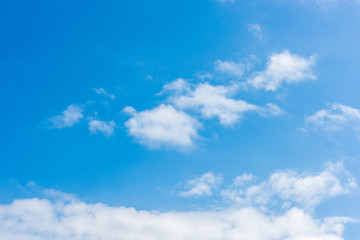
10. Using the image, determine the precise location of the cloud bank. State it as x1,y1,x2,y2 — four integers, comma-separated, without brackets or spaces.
0,162,356,240
0,198,352,240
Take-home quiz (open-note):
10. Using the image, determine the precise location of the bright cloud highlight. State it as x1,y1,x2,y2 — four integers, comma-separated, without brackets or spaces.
247,50,316,91
124,104,201,149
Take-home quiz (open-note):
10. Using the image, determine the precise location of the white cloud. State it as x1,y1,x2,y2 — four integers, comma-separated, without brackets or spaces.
164,80,282,126
214,59,245,78
48,105,84,129
304,103,360,134
93,88,115,100
157,78,192,96
0,163,357,240
124,104,201,149
221,162,357,209
0,197,353,240
88,120,116,136
247,24,262,39
179,172,223,197
247,50,316,91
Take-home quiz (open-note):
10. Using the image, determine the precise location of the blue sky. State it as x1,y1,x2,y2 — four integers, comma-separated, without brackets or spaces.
1,0,360,239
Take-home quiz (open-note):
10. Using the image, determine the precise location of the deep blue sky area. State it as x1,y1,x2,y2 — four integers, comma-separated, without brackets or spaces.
1,0,360,239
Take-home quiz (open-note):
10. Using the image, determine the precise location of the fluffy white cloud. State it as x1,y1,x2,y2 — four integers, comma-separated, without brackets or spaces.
124,104,201,149
247,50,316,91
247,24,262,39
214,59,245,78
0,197,352,240
48,105,84,128
304,103,360,134
221,162,357,209
92,88,115,100
88,120,116,136
164,80,282,125
179,172,223,197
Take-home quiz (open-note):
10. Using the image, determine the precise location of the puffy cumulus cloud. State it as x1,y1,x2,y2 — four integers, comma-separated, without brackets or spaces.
163,80,283,126
0,197,353,240
247,50,316,91
92,88,115,100
123,104,201,149
179,172,223,197
48,104,84,129
304,103,360,134
88,120,116,136
247,24,262,39
214,59,245,78
221,162,357,209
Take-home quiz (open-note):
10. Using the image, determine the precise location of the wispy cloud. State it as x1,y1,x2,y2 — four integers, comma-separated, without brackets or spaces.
179,172,223,197
304,103,360,135
247,50,316,91
247,24,262,39
124,104,201,149
88,120,116,136
214,59,245,78
48,104,84,129
93,88,115,100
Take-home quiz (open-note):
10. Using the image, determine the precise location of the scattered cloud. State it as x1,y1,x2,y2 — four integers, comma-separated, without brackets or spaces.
124,104,201,149
247,50,316,91
88,120,116,136
221,162,357,209
48,105,84,129
304,103,360,135
214,59,245,78
93,88,115,100
163,80,283,126
179,172,223,197
247,24,262,39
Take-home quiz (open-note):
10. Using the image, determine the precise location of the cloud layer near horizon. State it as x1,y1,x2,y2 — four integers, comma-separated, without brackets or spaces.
0,162,356,240
0,195,352,240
